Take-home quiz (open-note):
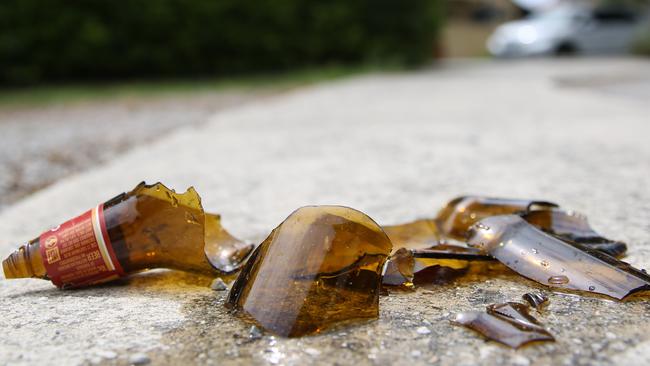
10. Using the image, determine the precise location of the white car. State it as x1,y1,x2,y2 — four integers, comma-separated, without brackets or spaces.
487,5,646,57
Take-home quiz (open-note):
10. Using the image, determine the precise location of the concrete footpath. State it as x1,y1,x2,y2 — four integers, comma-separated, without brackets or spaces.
1,58,649,366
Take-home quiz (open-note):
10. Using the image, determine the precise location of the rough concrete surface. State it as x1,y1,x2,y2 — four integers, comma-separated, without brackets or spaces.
1,58,650,366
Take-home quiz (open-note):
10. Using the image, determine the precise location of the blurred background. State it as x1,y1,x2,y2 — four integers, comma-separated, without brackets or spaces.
2,0,649,85
0,0,649,210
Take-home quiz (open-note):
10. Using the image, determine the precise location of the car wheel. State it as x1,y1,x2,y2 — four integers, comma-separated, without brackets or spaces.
555,42,577,56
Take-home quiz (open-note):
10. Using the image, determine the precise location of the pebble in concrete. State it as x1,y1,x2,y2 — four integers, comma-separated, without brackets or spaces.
129,353,151,365
248,325,263,340
210,278,228,291
305,347,321,356
96,350,117,360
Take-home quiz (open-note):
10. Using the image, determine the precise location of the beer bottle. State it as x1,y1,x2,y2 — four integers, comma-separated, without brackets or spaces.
2,182,252,288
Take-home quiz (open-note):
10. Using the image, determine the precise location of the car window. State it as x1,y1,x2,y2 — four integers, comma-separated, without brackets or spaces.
592,8,637,23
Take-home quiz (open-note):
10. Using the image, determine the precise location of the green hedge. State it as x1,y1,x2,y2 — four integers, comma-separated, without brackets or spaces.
0,0,443,85
633,28,650,56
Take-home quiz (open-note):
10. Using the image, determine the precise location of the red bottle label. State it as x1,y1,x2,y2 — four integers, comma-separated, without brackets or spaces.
39,204,124,288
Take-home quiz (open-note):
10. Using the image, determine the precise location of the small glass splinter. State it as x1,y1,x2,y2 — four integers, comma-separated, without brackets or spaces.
226,206,392,337
522,292,549,310
452,302,554,348
467,215,650,300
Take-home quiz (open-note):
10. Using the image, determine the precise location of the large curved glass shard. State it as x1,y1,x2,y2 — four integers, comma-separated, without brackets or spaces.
452,302,554,348
521,208,627,257
204,213,254,274
225,206,392,337
435,196,557,241
466,215,650,300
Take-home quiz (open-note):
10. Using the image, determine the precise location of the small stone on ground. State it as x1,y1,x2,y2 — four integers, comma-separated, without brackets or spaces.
210,278,228,291
129,353,151,365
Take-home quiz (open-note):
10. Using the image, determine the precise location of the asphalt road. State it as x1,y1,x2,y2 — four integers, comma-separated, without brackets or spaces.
1,58,649,366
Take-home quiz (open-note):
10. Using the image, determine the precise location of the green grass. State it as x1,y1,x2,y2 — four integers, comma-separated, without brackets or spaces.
0,64,386,108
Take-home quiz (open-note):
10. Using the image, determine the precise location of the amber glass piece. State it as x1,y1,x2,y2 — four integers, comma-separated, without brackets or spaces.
3,182,251,287
383,248,416,286
432,196,626,257
452,302,554,348
382,245,495,287
466,215,650,300
522,292,549,310
383,219,440,253
226,206,392,337
487,302,544,326
521,208,627,257
104,182,210,274
435,196,557,241
204,213,254,274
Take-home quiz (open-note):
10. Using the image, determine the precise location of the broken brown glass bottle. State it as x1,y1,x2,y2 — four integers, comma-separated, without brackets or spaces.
452,302,554,348
226,205,392,337
466,215,650,300
2,182,253,288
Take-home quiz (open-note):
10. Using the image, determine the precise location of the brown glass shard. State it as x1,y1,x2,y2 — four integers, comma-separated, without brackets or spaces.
488,302,543,328
105,182,210,275
521,208,627,257
382,245,495,287
420,244,493,259
435,196,557,241
383,219,440,253
382,248,416,286
225,206,392,337
433,195,626,257
522,292,549,310
452,302,554,348
204,213,254,274
466,215,650,300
